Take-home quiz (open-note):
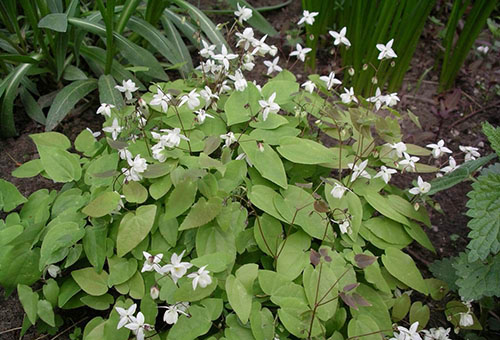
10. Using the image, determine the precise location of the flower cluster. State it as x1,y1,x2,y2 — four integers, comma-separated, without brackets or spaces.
390,322,452,340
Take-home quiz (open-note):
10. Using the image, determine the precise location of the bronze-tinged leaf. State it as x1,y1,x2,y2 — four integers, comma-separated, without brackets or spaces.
314,200,330,213
354,254,377,268
339,292,357,310
352,293,372,307
343,283,359,292
310,249,320,266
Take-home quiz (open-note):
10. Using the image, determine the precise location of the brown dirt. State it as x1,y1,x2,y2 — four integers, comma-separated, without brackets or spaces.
1,0,499,338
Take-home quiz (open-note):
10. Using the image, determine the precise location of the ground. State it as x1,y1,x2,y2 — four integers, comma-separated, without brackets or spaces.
0,1,498,339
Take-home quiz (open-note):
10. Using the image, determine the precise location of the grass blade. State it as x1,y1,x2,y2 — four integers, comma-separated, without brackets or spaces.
45,79,98,131
171,0,229,49
68,17,168,81
20,87,46,125
98,74,125,109
116,0,141,34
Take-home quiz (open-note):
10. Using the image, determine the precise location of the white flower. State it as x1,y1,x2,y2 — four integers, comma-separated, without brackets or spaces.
115,79,139,100
128,154,148,175
179,89,201,110
409,176,431,195
123,168,140,182
160,128,190,148
116,303,137,329
426,139,452,158
47,264,61,278
263,57,283,75
477,45,489,54
459,145,480,161
338,220,352,235
160,250,193,284
86,127,101,138
329,27,351,47
459,312,474,327
399,152,419,171
348,159,371,182
394,322,422,340
150,88,172,113
298,10,318,25
141,252,163,273
236,27,256,51
236,152,253,167
269,45,278,57
340,87,358,104
387,142,407,158
195,109,214,124
151,143,166,163
199,40,216,58
118,147,132,160
289,43,312,62
200,86,219,109
320,72,342,90
150,285,160,299
102,118,122,140
160,302,189,325
217,80,231,94
367,87,385,111
423,327,451,340
212,45,238,70
259,92,280,121
234,3,252,23
384,92,400,107
301,80,316,93
374,166,397,184
251,34,271,56
125,312,152,340
242,53,255,71
96,103,115,117
221,132,237,148
376,39,397,60
187,265,212,290
228,69,247,92
330,183,348,199
440,156,459,174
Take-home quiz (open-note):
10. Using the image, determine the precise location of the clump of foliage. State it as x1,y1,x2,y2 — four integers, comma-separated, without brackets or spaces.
429,122,500,336
0,0,277,137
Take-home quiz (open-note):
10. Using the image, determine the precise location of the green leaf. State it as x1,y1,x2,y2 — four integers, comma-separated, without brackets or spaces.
166,305,212,340
17,284,38,324
38,13,68,32
20,87,46,124
364,192,410,225
42,279,59,308
0,225,24,246
11,159,43,178
58,277,81,308
363,217,413,246
303,264,338,321
37,145,82,183
453,251,500,300
37,300,55,326
247,185,284,221
277,136,337,165
30,132,71,149
350,284,392,332
404,222,436,253
174,277,218,303
45,79,97,131
382,247,428,294
98,74,124,109
190,252,233,273
164,179,197,220
71,267,109,296
149,175,172,200
276,231,311,280
128,271,145,299
348,314,381,340
83,226,108,272
409,302,430,330
224,85,259,126
0,245,42,289
250,304,275,340
82,191,121,217
483,122,500,156
261,80,299,105
80,294,114,311
39,222,85,269
226,275,252,324
62,65,88,81
239,137,288,189
0,179,27,212
179,197,223,230
465,173,500,261
123,181,148,204
117,205,157,257
108,257,138,286
253,214,282,257
392,294,411,322
387,194,431,227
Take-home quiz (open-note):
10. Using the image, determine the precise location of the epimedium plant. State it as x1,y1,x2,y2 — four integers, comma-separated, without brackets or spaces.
0,7,488,340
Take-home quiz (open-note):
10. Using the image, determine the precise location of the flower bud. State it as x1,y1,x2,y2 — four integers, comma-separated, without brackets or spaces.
362,64,368,71
150,285,160,300
390,61,396,67
348,68,355,76
371,76,378,84
413,202,420,211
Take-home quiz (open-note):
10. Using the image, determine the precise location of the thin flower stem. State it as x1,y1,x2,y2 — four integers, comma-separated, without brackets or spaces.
316,267,350,306
172,104,192,154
